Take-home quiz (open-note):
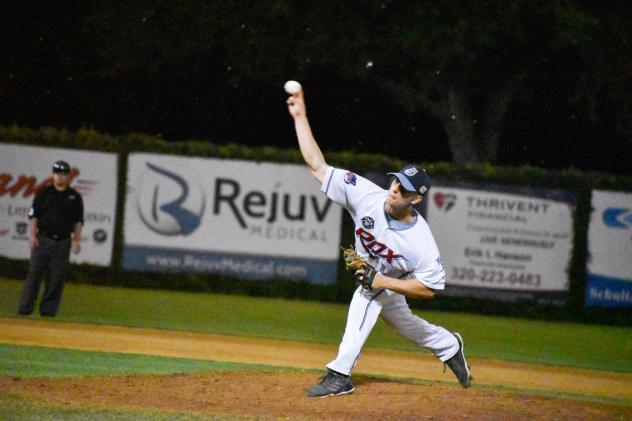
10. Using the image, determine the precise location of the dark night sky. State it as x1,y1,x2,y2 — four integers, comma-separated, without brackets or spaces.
1,3,630,176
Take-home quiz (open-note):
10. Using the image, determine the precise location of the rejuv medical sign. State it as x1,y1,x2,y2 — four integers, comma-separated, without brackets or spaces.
123,153,343,284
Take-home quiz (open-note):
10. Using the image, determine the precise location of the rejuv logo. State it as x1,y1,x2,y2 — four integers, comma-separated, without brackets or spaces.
137,162,205,236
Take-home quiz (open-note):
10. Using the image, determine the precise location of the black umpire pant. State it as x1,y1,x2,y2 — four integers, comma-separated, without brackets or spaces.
18,235,71,317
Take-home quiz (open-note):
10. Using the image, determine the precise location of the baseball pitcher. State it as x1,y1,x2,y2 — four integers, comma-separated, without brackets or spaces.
286,86,472,397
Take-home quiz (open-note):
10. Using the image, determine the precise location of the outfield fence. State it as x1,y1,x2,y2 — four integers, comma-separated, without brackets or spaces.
1,125,631,323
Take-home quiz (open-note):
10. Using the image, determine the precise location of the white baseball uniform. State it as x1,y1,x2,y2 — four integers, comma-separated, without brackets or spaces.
322,166,459,376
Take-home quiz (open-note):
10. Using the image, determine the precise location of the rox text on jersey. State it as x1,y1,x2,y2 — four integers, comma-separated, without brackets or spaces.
355,227,403,263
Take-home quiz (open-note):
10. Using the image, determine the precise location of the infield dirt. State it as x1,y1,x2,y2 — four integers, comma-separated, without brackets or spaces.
1,317,631,419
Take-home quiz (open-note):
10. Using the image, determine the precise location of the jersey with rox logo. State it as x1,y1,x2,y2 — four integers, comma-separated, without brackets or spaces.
321,166,445,290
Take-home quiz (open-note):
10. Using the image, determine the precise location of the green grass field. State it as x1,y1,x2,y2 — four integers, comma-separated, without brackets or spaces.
1,278,631,372
0,343,279,378
2,277,632,419
0,393,239,420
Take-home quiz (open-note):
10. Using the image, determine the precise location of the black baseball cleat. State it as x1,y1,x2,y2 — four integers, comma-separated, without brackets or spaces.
306,369,356,397
444,332,473,388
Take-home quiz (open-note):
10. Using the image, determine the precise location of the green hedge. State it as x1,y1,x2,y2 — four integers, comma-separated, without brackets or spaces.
2,125,632,325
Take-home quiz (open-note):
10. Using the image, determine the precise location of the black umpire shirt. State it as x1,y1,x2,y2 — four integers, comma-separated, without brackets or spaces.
28,185,84,239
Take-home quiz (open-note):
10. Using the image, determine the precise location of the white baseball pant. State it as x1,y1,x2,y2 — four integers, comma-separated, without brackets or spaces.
326,287,459,376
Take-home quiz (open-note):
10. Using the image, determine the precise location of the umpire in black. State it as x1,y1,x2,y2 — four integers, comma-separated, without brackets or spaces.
17,160,84,317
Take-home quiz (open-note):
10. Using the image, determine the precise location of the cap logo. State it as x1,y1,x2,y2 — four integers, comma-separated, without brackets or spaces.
53,161,71,173
419,186,428,195
404,167,418,176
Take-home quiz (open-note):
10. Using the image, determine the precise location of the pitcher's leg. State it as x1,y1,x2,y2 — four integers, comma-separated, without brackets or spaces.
380,294,459,361
326,288,386,375
18,241,49,315
40,239,70,317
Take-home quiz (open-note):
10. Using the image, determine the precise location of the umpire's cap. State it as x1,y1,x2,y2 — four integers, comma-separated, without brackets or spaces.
387,164,431,196
52,160,71,173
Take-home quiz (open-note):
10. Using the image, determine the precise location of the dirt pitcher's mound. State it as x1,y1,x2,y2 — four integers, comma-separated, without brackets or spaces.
1,371,630,420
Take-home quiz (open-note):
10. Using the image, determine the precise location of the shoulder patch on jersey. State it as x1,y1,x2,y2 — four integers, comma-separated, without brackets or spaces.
361,216,375,229
343,172,357,186
436,256,445,270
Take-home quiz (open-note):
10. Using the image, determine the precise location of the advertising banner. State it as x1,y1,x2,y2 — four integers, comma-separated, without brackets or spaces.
426,183,573,304
585,190,632,307
123,153,343,284
0,143,118,266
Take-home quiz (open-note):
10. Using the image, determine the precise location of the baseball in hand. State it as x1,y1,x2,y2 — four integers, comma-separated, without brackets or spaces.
284,80,302,95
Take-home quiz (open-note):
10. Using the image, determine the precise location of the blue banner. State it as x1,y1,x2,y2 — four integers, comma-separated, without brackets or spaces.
122,246,337,285
586,190,632,308
585,274,632,307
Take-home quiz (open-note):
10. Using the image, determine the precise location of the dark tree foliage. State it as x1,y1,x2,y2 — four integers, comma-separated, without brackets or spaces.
1,1,630,172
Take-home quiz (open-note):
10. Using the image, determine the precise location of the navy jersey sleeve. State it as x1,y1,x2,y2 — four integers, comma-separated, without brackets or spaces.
75,193,84,225
28,188,46,220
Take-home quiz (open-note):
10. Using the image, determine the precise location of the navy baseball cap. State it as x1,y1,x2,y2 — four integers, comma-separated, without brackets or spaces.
52,160,71,173
387,164,431,196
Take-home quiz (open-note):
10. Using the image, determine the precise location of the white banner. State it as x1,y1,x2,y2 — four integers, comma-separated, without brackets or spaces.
123,153,342,283
0,143,118,266
426,185,573,301
585,190,632,307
